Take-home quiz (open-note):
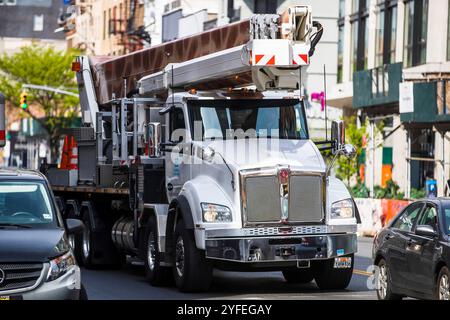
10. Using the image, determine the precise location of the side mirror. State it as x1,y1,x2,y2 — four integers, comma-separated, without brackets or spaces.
415,225,437,238
331,120,345,154
66,218,84,235
147,122,162,157
341,144,357,160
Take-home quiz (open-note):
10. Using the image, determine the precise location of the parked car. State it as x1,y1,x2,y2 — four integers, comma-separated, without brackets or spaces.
373,198,450,300
0,169,87,300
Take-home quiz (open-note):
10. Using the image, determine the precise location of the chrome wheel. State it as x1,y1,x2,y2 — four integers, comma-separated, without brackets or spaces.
175,236,185,278
377,264,388,300
439,274,450,300
82,228,91,259
147,232,156,271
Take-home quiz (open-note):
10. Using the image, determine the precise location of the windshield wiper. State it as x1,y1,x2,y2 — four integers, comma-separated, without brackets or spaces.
0,223,32,229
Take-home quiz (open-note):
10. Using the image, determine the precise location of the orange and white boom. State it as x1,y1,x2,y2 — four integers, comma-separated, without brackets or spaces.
138,5,319,95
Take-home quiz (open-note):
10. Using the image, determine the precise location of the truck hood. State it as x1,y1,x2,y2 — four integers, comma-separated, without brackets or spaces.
0,228,67,263
200,138,326,172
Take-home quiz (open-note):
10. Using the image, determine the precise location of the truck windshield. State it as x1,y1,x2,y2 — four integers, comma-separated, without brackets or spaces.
0,181,57,228
188,99,308,141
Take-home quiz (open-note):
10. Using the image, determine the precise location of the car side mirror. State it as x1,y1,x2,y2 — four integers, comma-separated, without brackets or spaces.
66,218,84,235
415,225,437,238
331,120,345,154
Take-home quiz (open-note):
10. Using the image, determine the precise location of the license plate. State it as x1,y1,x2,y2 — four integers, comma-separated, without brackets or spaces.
334,257,352,269
0,296,10,300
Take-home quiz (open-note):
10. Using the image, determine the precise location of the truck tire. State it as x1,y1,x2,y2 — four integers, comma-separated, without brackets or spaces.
172,219,213,292
144,216,173,286
80,212,125,269
436,266,450,300
81,214,95,268
312,254,354,290
376,258,402,300
66,206,83,266
282,269,314,284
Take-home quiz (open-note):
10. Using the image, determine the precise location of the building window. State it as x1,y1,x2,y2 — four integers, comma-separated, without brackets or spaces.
108,8,112,35
375,0,398,67
350,0,371,79
119,3,123,33
337,0,345,83
403,0,428,67
103,10,107,40
113,6,117,35
437,81,450,115
254,0,278,14
410,127,434,190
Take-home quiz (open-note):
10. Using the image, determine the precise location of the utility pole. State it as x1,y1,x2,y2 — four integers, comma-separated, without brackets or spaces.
0,92,5,148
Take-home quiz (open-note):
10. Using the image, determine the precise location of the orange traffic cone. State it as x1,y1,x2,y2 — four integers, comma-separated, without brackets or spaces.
69,136,78,170
60,136,70,169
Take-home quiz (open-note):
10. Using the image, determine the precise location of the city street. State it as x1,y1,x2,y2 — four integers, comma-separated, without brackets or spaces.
82,237,376,300
4,0,450,304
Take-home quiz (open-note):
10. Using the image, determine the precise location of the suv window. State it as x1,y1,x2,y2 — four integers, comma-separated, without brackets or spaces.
392,203,423,232
417,204,438,230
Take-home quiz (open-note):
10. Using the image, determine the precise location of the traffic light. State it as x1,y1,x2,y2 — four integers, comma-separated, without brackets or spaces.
20,91,28,110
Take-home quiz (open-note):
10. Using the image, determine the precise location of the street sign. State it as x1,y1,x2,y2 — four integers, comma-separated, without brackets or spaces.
399,82,414,113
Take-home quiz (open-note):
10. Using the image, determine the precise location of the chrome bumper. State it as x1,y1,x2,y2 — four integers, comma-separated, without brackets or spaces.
205,233,357,262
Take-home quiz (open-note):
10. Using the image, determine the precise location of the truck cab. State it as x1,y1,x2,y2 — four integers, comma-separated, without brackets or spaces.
141,90,359,291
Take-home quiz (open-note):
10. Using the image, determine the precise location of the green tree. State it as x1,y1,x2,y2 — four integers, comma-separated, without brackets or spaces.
0,45,80,162
335,115,366,185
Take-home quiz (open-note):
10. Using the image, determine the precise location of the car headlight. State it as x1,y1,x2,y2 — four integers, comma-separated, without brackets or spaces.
47,251,76,282
201,203,232,222
331,199,354,219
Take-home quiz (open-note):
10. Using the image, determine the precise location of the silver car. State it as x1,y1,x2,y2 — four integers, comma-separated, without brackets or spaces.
0,169,86,300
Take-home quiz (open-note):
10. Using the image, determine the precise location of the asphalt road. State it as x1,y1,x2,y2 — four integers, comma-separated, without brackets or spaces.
82,237,377,300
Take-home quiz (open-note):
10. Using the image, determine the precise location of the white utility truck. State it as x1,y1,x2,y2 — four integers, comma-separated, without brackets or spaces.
43,5,361,292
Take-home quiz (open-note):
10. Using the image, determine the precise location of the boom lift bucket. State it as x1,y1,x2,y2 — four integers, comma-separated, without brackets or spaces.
138,5,319,95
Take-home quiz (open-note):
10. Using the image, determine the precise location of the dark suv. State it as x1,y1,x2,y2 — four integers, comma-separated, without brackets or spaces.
0,169,86,300
373,198,450,300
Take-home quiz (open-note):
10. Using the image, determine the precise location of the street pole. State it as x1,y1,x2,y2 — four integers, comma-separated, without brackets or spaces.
21,84,78,97
0,92,5,148
370,120,375,197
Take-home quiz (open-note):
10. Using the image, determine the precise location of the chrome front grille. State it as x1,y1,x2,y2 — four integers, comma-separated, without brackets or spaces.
244,175,280,223
241,168,325,226
0,263,44,293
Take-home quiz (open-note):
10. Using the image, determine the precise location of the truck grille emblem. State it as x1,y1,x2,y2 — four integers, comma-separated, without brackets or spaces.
278,167,290,222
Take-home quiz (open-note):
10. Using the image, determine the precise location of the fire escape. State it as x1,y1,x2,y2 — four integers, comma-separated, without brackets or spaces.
110,0,151,53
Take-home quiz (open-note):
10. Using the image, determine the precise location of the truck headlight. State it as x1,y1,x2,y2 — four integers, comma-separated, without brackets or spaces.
47,251,76,282
331,199,354,219
201,203,232,222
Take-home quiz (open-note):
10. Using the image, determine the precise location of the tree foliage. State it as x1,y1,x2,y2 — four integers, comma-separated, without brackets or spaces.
0,45,80,161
